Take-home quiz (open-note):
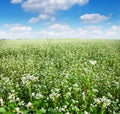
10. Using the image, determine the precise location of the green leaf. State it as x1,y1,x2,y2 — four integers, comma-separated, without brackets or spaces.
0,107,6,113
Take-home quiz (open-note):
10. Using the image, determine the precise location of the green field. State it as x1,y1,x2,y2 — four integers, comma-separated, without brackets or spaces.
0,39,120,114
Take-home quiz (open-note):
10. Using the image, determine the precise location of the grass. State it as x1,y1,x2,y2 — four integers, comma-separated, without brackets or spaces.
0,39,120,114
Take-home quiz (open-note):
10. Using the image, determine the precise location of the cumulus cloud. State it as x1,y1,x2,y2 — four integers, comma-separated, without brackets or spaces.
11,0,22,4
110,25,120,31
28,14,49,23
13,0,88,23
85,26,101,30
22,0,89,14
0,30,5,35
9,24,32,32
48,23,71,31
10,0,89,23
106,26,120,37
0,31,33,39
28,14,55,23
0,23,98,39
0,24,32,39
37,27,101,38
80,13,109,23
1,23,120,39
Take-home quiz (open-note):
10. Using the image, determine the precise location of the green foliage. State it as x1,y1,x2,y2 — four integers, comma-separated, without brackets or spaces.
0,39,120,113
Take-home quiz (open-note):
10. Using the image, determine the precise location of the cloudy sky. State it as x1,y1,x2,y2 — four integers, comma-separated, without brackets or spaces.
0,0,120,39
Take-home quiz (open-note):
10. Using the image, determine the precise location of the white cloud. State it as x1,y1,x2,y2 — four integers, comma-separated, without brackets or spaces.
0,30,5,35
85,26,101,30
36,24,104,38
110,25,120,31
106,26,120,37
11,0,22,4
28,17,39,24
9,24,32,32
28,14,55,23
1,24,120,39
0,31,33,39
80,13,109,23
20,0,89,23
48,23,71,31
28,14,49,23
10,0,89,23
22,0,89,14
0,24,32,39
85,26,102,34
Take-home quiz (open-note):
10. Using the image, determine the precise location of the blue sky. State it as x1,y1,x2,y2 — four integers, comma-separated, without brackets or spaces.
0,0,120,39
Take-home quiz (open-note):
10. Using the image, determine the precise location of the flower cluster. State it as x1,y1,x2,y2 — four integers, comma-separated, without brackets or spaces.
21,74,38,86
94,96,111,108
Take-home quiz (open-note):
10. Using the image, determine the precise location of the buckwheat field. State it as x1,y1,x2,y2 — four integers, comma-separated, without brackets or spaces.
0,39,120,114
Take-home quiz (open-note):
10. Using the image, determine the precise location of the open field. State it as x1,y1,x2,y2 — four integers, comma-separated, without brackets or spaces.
0,39,120,114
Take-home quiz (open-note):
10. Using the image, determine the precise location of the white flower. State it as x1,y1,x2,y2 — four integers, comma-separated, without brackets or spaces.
94,98,101,104
89,60,97,65
68,87,72,91
8,93,16,103
90,103,97,108
35,93,44,99
55,107,59,110
32,93,35,97
84,111,89,114
59,107,65,112
101,96,111,107
26,102,33,108
18,100,25,106
93,89,98,93
73,83,78,87
65,74,69,78
16,98,20,101
82,92,86,100
94,96,111,108
21,74,38,86
49,92,60,101
0,98,4,106
72,99,75,103
15,107,20,113
66,112,70,114
64,105,67,109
